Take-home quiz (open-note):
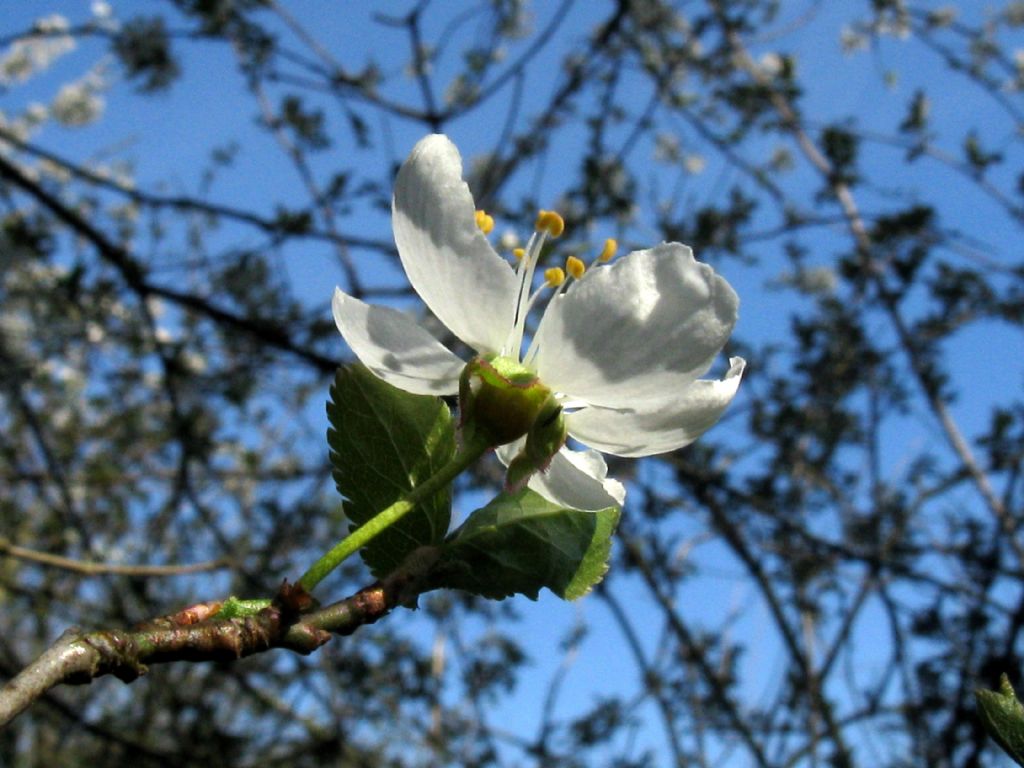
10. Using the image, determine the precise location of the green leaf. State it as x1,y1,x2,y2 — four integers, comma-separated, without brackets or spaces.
327,364,455,578
430,488,619,601
977,674,1024,767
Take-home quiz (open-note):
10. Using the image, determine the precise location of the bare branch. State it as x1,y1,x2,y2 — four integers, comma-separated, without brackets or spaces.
0,552,438,729
0,537,229,577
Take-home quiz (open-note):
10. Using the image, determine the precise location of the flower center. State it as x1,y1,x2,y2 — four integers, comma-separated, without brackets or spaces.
473,208,619,366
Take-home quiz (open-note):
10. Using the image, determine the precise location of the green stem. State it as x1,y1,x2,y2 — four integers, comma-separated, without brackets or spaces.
298,435,490,592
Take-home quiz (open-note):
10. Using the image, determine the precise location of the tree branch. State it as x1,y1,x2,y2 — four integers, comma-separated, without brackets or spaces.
0,549,438,729
0,536,229,577
0,152,341,375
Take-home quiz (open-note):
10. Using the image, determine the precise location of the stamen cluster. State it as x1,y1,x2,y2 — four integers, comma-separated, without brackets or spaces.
473,207,621,363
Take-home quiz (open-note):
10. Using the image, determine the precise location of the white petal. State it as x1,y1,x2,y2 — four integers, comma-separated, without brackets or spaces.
332,287,464,395
496,441,626,511
565,357,745,457
393,134,518,355
532,243,739,409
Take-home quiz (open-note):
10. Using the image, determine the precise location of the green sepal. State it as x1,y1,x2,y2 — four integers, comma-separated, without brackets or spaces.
428,488,619,601
977,674,1024,766
327,364,455,578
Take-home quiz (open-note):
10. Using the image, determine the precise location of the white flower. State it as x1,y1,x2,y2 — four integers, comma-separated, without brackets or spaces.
333,135,744,511
0,21,75,85
51,77,105,126
759,52,784,76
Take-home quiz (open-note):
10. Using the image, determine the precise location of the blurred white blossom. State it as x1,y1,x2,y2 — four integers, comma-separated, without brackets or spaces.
782,266,838,296
497,229,521,252
0,110,35,146
683,153,707,175
759,52,784,76
86,322,106,344
0,15,75,84
183,351,208,374
51,74,106,126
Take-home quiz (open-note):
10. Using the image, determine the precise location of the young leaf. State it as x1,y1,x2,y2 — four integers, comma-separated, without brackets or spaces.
430,488,619,601
977,674,1024,767
327,364,455,578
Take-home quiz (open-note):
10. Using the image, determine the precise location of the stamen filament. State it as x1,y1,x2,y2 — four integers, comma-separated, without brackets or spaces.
523,282,552,318
502,209,569,360
505,230,546,357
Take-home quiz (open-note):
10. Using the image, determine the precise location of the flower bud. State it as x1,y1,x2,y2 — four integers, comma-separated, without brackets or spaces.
459,356,553,447
504,396,568,492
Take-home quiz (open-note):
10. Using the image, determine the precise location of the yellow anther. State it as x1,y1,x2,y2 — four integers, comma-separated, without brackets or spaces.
599,238,618,262
544,267,566,287
535,209,565,238
512,247,526,261
566,255,585,279
475,209,494,235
